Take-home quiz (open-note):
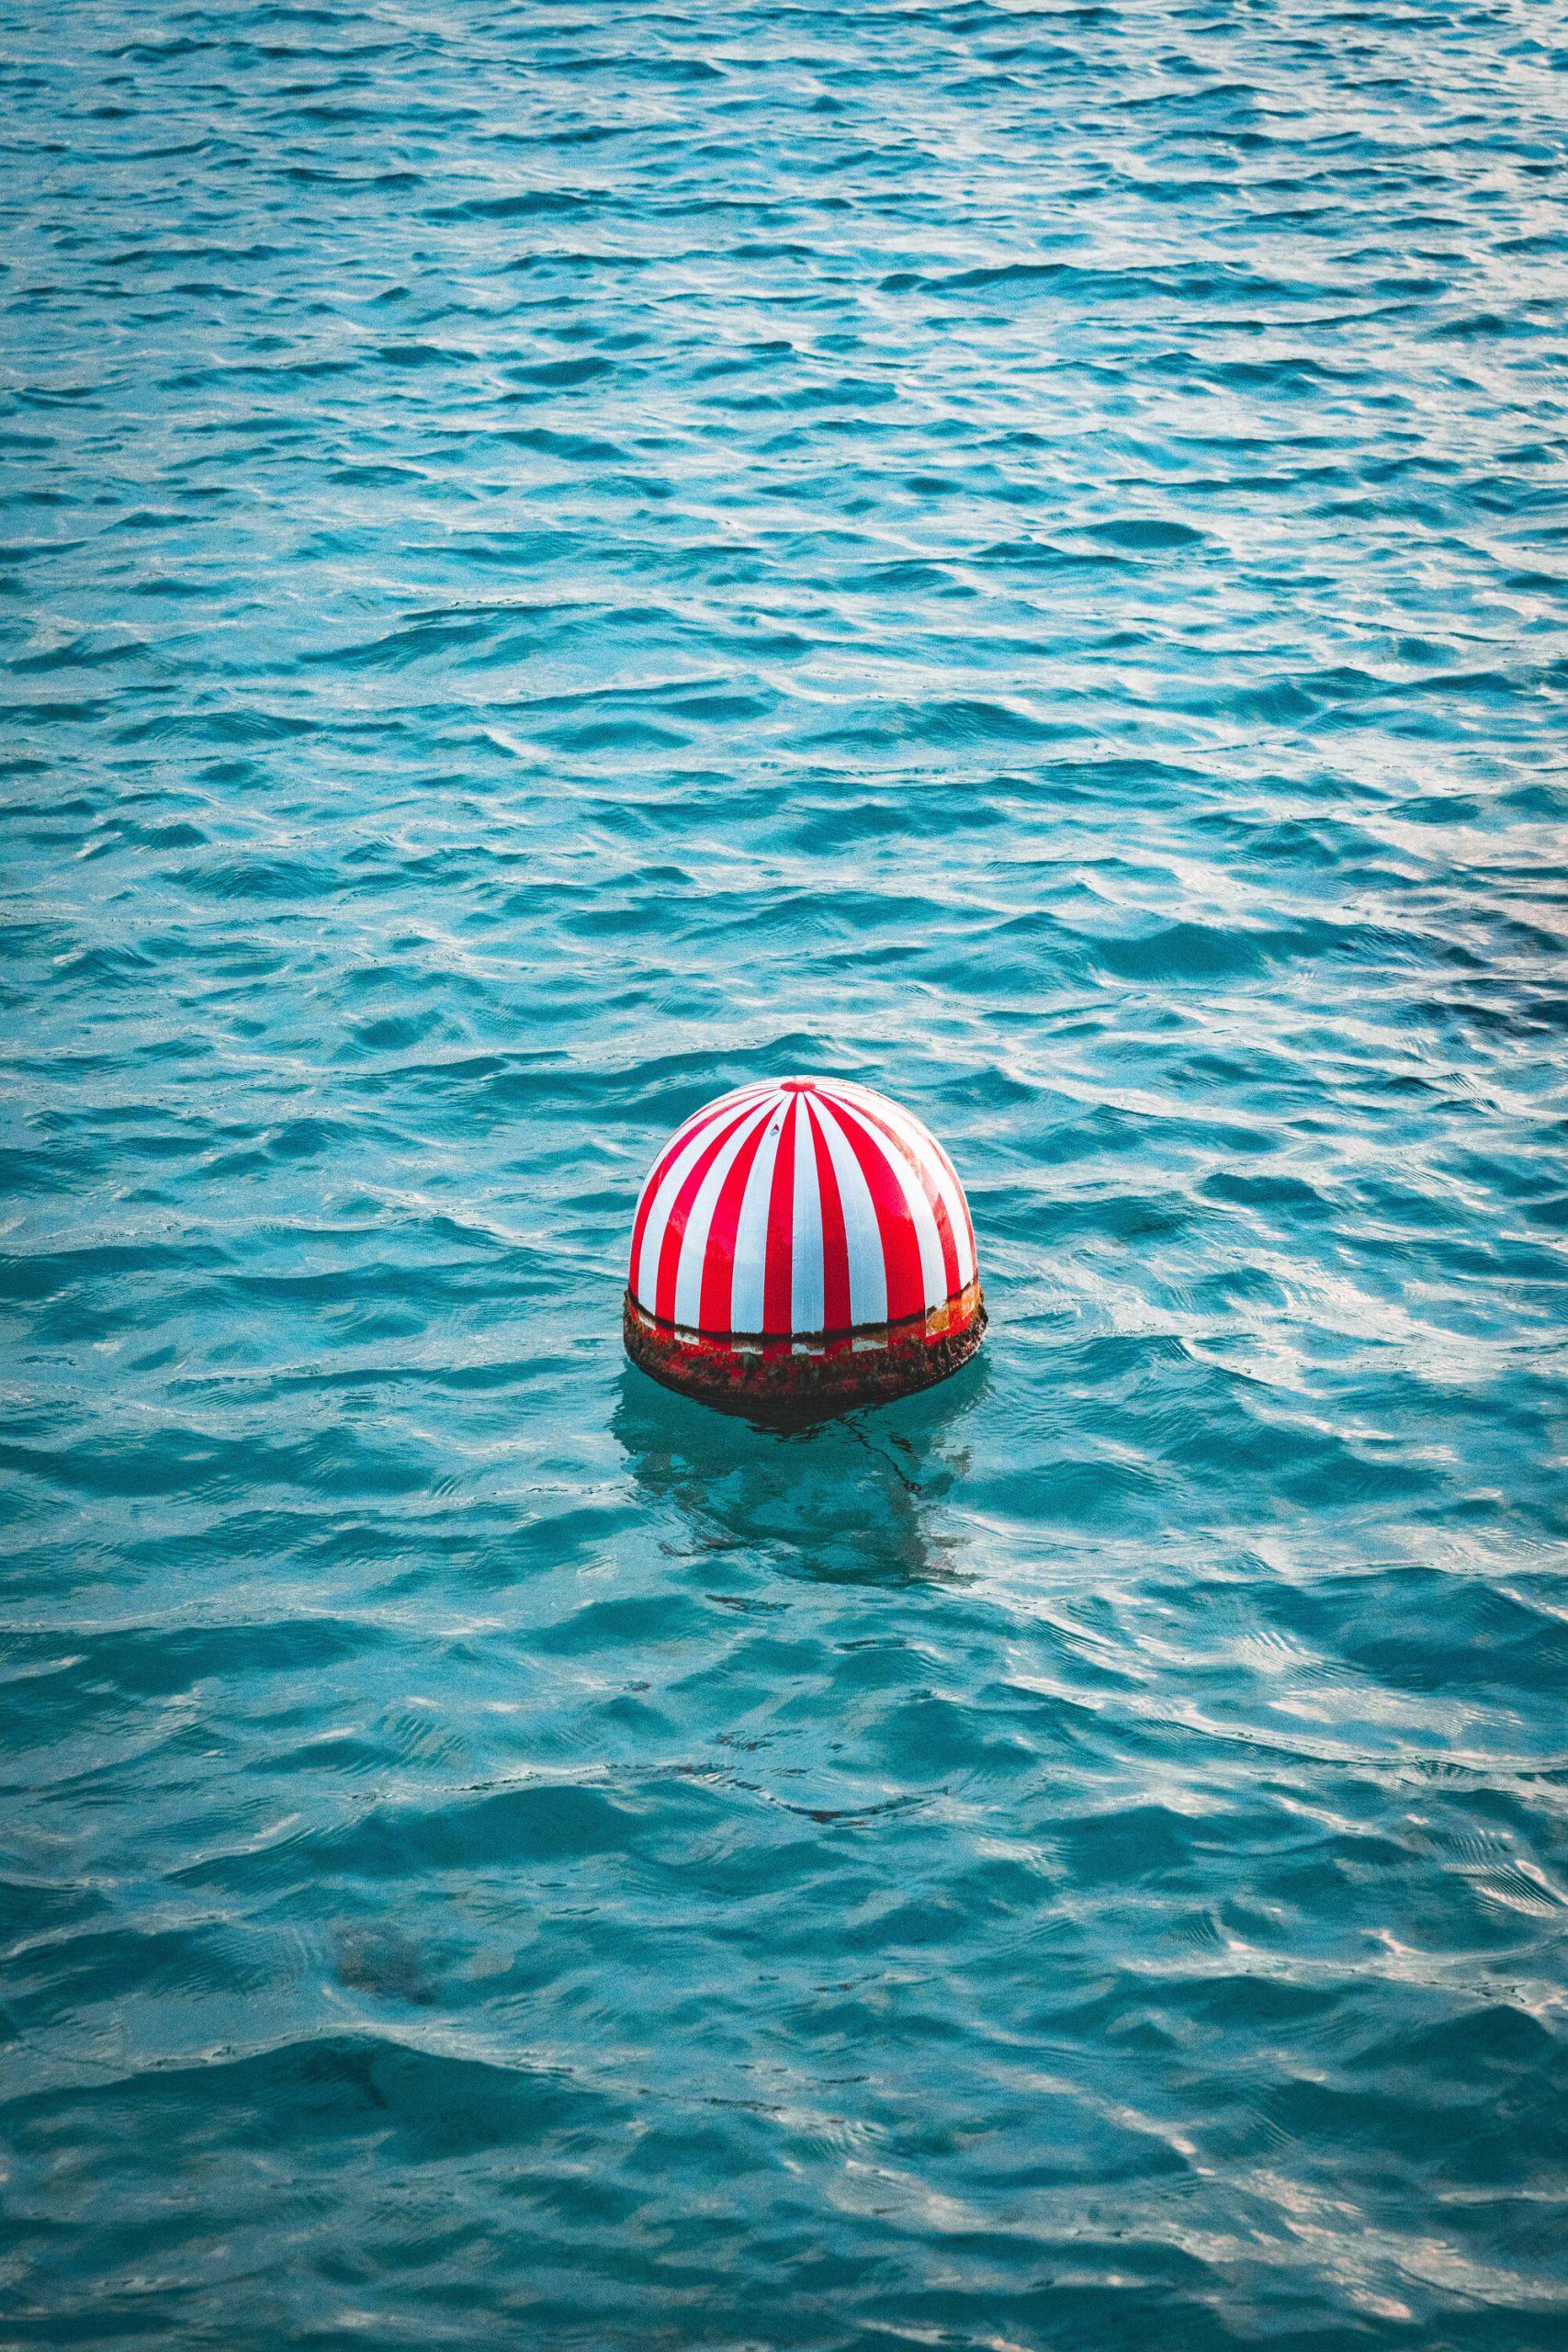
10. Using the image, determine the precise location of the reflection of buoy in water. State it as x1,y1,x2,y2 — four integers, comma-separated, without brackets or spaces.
623,1076,985,1422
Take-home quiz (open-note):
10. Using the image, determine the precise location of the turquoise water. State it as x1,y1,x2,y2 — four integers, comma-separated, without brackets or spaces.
3,3,1566,2345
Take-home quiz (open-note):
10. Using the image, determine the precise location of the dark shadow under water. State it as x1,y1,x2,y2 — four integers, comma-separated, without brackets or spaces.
612,1350,990,1588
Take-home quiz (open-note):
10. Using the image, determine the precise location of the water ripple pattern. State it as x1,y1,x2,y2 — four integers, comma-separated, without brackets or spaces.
2,4,1566,2346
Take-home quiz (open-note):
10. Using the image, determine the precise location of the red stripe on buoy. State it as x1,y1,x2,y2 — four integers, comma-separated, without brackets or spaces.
829,1098,926,1324
761,1093,798,1337
697,1096,773,1336
806,1095,852,1336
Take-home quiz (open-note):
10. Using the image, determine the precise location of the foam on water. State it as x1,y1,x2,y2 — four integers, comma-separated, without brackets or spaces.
2,4,1565,2346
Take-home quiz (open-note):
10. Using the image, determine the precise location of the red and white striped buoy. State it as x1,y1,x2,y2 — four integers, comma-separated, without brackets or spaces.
623,1076,985,1421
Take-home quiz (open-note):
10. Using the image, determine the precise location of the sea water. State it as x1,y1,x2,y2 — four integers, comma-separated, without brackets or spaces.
2,5,1565,2346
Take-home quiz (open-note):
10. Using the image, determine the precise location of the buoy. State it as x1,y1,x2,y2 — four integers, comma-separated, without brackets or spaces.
623,1076,985,1422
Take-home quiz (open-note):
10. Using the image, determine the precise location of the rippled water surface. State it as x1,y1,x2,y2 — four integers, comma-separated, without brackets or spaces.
4,4,1567,2346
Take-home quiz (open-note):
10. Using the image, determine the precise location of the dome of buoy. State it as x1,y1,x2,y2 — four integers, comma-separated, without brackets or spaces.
622,1076,985,1421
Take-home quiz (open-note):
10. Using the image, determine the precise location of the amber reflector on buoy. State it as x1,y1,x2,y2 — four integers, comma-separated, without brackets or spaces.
622,1076,985,1422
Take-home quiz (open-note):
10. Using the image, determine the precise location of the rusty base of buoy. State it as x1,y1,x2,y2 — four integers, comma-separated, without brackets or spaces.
623,1283,986,1426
